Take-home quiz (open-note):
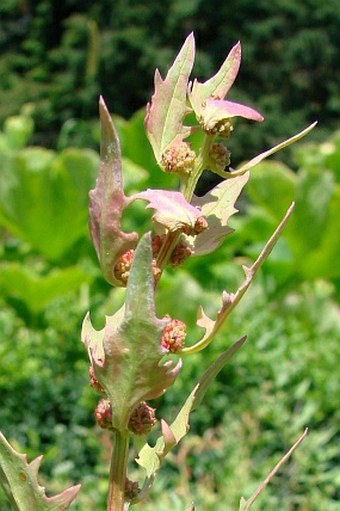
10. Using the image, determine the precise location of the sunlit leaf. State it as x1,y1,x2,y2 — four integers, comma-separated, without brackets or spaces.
89,97,138,285
133,189,203,233
145,33,195,163
0,432,80,510
189,41,241,116
200,98,264,131
187,172,249,255
82,233,181,431
182,203,295,353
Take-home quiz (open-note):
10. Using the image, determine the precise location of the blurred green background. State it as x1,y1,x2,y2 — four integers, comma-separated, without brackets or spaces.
0,1,339,510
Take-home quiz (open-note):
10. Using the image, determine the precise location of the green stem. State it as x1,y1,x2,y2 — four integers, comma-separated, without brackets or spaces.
107,430,130,511
183,134,215,201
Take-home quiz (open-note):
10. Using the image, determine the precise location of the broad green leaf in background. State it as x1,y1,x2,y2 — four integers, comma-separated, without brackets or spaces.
0,263,91,315
82,233,181,431
0,146,98,261
243,161,296,220
3,111,34,151
0,432,80,511
245,149,340,282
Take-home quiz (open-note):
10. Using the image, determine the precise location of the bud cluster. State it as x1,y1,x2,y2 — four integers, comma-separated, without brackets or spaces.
161,317,187,352
128,401,157,435
170,241,193,266
160,142,196,175
182,216,208,236
209,142,231,173
95,398,113,430
113,248,161,286
125,478,141,500
204,118,234,138
113,249,135,285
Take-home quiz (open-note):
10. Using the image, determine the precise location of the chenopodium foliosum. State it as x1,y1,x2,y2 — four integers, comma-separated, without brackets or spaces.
81,33,316,506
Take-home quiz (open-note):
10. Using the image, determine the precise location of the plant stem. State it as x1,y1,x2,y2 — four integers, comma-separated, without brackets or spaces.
183,133,215,201
107,429,130,511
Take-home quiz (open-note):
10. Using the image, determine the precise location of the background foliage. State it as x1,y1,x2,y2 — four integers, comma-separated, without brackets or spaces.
0,107,339,509
1,0,340,161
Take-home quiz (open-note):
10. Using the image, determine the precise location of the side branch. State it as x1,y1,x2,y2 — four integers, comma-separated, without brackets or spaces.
181,202,295,354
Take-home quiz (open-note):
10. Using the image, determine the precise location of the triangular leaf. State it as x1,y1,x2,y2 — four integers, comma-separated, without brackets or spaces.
82,233,181,431
145,33,195,163
0,432,80,511
89,97,138,285
187,172,249,255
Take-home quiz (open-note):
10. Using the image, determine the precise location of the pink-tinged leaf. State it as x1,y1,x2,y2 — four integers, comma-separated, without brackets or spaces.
133,189,203,233
186,173,249,255
82,233,181,431
0,432,80,510
201,98,264,131
189,41,242,115
89,97,138,285
145,33,195,163
181,203,295,353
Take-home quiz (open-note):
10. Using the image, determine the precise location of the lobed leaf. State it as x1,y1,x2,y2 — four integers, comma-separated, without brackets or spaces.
135,336,246,499
88,97,138,285
82,233,181,431
187,172,249,255
135,386,198,491
181,203,295,353
144,33,195,163
0,432,80,510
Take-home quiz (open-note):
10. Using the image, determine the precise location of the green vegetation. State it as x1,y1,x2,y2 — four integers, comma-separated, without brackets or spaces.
0,108,339,508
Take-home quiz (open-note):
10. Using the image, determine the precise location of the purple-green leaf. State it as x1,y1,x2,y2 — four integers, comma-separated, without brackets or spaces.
133,189,203,233
200,98,264,131
82,233,181,431
89,97,138,285
187,173,249,255
145,33,195,163
189,41,241,116
0,432,80,510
